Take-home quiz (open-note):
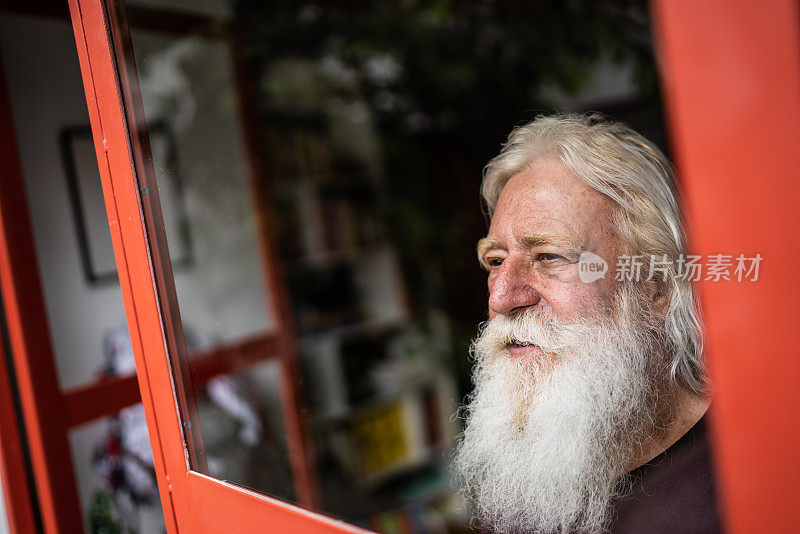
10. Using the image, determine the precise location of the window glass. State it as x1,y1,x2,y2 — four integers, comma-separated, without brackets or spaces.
121,0,665,530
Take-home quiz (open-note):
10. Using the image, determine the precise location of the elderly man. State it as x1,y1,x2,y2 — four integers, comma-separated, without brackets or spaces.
453,114,721,533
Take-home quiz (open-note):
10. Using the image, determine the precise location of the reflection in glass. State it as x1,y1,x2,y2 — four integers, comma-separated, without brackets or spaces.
132,31,273,343
127,17,296,501
122,0,663,531
124,5,460,523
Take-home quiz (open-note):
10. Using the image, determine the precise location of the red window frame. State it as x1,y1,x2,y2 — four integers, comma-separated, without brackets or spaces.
65,0,363,531
0,36,84,533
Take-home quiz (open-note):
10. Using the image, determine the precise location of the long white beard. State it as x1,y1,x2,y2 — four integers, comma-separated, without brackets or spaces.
453,295,672,533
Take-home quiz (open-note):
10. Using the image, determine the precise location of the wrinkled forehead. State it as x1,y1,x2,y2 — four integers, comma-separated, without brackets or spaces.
489,160,618,249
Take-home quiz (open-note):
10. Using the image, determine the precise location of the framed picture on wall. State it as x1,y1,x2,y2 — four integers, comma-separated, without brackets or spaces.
59,120,193,285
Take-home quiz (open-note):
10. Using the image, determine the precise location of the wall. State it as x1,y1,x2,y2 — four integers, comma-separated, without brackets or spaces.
0,475,8,534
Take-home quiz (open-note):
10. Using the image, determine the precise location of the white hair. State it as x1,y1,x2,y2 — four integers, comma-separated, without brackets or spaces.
480,113,706,394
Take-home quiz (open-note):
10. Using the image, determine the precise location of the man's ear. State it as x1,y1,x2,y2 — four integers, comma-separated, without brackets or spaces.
649,279,672,318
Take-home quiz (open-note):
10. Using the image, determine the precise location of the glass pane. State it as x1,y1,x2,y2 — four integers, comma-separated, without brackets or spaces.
197,360,294,498
121,0,665,531
124,10,295,502
131,30,274,343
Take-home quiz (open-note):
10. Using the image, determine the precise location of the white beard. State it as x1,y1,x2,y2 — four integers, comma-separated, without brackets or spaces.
453,294,672,533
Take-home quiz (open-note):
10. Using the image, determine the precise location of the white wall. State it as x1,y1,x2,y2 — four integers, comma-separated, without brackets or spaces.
0,475,9,534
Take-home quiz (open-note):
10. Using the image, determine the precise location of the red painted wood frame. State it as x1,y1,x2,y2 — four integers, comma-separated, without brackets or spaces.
0,43,38,534
0,43,85,533
0,332,36,534
66,0,363,531
652,0,800,532
0,4,324,530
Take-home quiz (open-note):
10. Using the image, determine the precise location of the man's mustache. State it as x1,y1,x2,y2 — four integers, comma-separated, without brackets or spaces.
475,308,595,358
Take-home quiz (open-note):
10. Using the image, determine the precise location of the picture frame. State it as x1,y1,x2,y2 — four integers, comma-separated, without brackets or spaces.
59,120,193,285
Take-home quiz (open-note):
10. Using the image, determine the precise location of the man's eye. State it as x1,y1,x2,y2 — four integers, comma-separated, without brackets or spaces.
537,253,566,262
485,257,504,268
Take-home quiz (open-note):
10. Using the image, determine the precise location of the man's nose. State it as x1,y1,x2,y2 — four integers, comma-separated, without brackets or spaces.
488,258,541,317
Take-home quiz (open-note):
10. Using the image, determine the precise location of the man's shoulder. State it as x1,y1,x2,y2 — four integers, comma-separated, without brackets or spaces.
607,414,723,534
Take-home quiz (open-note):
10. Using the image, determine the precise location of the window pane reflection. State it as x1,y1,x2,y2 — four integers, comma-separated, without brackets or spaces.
122,0,663,531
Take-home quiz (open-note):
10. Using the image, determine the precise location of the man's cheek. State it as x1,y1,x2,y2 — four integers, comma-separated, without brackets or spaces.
537,262,582,283
541,287,598,320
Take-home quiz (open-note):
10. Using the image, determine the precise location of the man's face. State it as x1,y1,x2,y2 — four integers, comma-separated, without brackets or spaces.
479,159,622,330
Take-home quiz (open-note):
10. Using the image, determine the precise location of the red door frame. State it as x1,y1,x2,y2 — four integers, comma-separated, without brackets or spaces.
0,329,37,534
653,0,800,532
0,46,84,534
0,44,38,534
67,0,361,531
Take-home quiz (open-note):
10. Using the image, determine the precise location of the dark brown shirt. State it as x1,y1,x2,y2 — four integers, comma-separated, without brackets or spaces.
607,413,723,533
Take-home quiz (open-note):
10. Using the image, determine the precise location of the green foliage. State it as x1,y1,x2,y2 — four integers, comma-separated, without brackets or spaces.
238,0,657,137
89,491,123,534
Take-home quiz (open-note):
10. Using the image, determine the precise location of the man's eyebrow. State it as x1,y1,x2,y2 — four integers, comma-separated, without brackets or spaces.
476,238,502,268
476,233,582,268
519,232,580,252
